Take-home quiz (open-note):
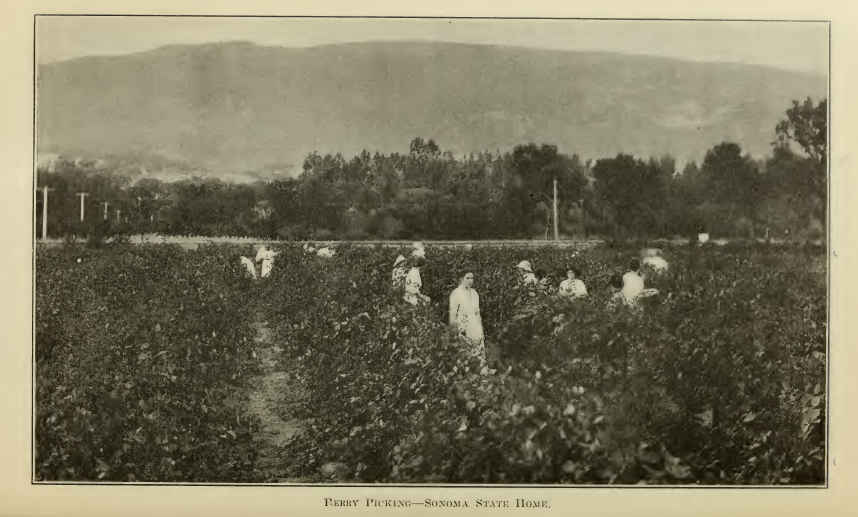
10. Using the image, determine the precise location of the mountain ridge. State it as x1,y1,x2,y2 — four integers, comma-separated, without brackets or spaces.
36,40,827,182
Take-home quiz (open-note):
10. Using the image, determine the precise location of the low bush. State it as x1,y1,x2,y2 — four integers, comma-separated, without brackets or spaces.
36,242,826,484
255,243,825,484
36,244,265,482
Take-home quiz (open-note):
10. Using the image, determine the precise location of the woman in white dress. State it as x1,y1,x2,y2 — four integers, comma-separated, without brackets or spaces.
449,271,485,363
403,250,431,306
558,266,587,298
240,256,258,280
255,245,279,278
391,254,408,290
606,272,658,313
516,260,538,286
641,249,669,274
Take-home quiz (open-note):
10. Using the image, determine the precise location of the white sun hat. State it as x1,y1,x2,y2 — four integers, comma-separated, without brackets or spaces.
516,260,533,272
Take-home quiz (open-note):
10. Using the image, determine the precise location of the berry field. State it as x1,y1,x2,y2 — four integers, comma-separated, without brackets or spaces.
35,241,826,484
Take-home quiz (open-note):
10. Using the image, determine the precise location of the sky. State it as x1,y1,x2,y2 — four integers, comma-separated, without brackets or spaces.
36,16,829,76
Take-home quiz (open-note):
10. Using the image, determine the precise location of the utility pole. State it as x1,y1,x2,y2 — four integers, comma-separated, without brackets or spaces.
580,197,585,241
116,209,121,223
553,179,559,241
76,192,89,221
103,202,110,221
38,186,53,240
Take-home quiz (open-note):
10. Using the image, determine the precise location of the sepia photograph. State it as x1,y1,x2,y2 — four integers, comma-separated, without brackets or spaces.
32,15,829,486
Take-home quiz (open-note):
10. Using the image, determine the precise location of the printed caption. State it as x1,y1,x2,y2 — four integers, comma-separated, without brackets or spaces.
325,498,550,508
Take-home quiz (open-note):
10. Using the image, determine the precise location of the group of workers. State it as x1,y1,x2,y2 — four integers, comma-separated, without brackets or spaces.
240,245,279,280
241,244,336,280
238,242,668,364
389,243,670,364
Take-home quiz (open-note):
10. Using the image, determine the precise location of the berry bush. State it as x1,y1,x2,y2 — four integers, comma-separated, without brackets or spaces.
35,241,826,484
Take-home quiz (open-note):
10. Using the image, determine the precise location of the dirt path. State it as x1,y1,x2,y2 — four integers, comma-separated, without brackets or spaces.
246,314,311,482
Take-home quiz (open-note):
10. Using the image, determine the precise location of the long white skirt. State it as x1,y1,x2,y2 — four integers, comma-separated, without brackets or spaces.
457,314,485,362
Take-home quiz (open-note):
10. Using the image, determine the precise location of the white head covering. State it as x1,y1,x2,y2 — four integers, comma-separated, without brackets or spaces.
516,260,532,272
412,242,425,251
393,255,407,268
411,248,426,259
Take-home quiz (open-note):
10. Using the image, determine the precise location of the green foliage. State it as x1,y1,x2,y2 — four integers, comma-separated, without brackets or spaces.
490,245,826,484
774,97,827,168
244,242,825,484
592,154,670,239
36,245,265,482
38,242,823,483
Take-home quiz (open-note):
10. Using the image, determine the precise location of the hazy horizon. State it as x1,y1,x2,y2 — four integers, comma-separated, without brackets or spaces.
36,17,829,76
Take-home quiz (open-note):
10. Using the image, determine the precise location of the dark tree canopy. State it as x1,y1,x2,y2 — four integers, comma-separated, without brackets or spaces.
772,97,828,225
774,97,827,167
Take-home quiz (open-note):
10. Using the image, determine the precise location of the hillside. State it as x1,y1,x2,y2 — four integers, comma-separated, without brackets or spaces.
36,40,827,181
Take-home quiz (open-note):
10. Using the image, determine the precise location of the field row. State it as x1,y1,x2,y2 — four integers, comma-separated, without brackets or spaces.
36,242,827,483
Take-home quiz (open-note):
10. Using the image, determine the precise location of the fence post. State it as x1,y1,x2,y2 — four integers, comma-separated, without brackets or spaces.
39,186,53,240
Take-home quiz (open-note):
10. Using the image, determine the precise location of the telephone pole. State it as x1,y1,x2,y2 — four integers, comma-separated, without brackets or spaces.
38,186,53,240
116,209,121,222
102,202,110,221
553,179,559,241
76,192,89,221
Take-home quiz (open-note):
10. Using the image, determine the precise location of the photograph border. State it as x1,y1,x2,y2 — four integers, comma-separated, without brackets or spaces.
29,13,833,490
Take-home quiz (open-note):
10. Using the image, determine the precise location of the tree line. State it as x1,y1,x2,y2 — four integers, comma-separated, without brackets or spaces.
35,98,826,242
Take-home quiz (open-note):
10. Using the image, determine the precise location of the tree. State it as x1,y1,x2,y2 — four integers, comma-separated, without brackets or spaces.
762,146,825,230
409,137,440,158
773,98,827,225
774,97,827,167
503,144,588,239
665,160,707,237
591,154,669,239
127,178,169,234
700,142,764,236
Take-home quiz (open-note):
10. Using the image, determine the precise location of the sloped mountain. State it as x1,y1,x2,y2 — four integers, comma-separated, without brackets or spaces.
37,40,827,180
